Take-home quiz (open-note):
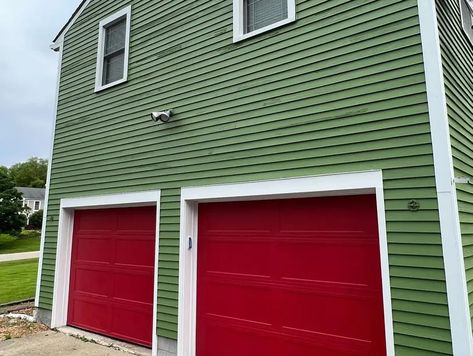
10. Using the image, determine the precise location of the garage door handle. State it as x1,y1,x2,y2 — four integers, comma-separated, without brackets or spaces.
188,237,193,250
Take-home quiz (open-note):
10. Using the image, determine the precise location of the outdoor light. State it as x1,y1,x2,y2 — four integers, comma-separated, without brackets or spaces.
150,110,172,123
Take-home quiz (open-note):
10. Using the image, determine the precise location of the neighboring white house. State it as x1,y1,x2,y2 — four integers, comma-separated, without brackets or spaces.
16,187,45,222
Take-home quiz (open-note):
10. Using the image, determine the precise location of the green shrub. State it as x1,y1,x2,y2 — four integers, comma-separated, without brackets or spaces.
19,230,40,239
0,171,27,235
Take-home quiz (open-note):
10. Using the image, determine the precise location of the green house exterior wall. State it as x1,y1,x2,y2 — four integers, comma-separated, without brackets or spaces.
39,0,454,354
436,0,473,327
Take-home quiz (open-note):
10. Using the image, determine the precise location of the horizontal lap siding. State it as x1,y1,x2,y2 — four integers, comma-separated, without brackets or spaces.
436,0,473,327
39,0,452,353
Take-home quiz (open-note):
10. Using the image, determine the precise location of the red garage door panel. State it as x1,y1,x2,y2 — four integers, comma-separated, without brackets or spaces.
197,195,386,356
68,206,156,347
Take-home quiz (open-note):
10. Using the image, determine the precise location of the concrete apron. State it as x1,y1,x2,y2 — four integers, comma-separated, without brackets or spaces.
33,308,176,356
57,326,151,356
0,330,136,356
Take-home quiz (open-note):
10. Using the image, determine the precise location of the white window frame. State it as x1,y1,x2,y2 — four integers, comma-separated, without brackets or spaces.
95,5,131,92
460,0,473,45
177,170,395,356
34,201,40,210
50,190,161,356
233,0,296,42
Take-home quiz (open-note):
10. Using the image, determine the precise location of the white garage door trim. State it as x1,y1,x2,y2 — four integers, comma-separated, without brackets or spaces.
51,190,161,356
177,170,394,356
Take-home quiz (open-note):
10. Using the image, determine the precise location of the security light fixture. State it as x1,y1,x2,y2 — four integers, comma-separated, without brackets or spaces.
151,110,172,123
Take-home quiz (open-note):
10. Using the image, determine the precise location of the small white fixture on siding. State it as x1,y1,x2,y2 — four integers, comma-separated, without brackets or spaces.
233,0,296,42
95,5,131,92
460,0,473,44
150,110,173,123
454,177,471,184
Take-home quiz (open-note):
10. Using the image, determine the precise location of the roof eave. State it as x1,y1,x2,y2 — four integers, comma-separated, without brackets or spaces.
50,39,62,52
51,0,91,51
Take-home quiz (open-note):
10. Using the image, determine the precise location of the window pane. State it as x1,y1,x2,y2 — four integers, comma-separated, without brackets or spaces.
245,0,288,33
103,51,125,85
105,18,126,55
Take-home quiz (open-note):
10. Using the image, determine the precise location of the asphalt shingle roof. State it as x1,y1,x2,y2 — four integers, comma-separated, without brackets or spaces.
15,187,45,200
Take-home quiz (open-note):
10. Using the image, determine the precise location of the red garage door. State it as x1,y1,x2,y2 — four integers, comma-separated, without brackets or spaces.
197,195,386,356
68,206,156,347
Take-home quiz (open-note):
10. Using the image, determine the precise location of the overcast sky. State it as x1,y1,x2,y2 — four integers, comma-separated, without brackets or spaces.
0,0,82,167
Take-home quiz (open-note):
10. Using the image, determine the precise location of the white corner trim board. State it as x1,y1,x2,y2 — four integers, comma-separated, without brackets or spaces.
418,1,473,355
50,190,161,356
177,171,395,356
35,44,64,308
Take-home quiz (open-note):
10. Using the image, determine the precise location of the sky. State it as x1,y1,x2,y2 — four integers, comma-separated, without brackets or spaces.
0,0,82,167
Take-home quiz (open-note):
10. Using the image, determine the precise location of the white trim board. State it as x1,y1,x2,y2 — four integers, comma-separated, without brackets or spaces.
177,171,395,356
50,190,161,356
35,44,64,308
418,1,473,355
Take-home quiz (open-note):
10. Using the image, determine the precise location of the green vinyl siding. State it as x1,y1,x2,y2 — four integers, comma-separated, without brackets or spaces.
436,0,473,326
40,0,453,354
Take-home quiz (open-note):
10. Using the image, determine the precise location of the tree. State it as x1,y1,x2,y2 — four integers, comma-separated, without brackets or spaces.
28,209,43,230
9,157,48,188
0,171,27,234
0,166,8,176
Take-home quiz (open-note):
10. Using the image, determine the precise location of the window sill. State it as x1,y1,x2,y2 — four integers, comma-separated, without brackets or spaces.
94,77,128,93
233,17,295,43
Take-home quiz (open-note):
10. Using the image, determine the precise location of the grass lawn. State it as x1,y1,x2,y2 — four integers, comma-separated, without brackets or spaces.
0,231,41,254
0,258,38,304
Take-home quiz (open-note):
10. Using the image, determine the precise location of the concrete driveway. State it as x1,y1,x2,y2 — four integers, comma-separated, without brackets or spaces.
0,330,132,355
0,251,40,262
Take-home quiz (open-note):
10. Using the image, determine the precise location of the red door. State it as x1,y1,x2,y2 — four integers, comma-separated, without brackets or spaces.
68,206,156,347
197,195,386,356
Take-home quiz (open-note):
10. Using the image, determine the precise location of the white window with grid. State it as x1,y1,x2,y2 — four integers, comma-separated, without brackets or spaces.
95,6,131,92
233,0,295,42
